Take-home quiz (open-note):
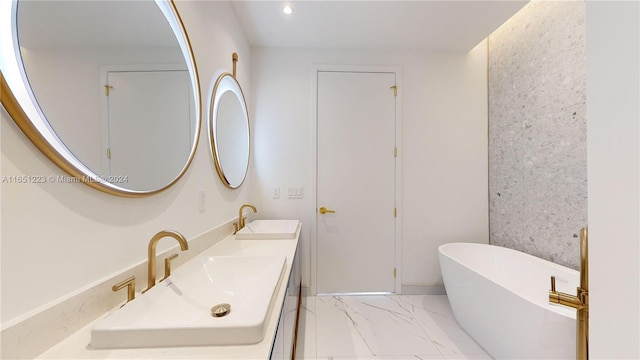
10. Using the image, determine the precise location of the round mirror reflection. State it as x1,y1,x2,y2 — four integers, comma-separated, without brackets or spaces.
209,73,250,189
0,0,201,196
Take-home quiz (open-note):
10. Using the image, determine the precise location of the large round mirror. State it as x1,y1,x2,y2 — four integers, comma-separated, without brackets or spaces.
0,0,200,196
209,72,250,189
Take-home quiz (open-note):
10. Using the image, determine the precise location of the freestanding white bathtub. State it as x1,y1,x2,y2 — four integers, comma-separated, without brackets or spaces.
439,242,578,360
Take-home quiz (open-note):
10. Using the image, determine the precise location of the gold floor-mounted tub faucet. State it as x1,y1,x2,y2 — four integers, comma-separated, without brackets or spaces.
142,230,189,294
549,227,589,360
234,203,257,234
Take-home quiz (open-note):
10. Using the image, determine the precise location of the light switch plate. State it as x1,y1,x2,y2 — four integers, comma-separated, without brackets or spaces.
287,186,303,199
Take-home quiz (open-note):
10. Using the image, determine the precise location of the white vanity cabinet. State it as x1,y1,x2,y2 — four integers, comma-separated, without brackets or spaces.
270,241,302,360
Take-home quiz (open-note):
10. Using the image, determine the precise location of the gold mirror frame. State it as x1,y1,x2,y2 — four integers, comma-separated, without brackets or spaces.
0,0,201,197
208,53,250,189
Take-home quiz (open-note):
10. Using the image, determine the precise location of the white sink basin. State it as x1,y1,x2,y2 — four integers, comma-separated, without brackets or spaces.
235,220,300,240
90,255,286,349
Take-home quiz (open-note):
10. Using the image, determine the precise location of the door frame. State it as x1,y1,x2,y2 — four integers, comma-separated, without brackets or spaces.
309,64,403,295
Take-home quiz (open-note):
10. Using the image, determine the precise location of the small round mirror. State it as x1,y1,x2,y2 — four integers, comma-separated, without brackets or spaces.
209,73,250,189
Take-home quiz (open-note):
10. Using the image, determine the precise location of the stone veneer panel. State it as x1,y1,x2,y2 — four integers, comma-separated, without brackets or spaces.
488,1,587,269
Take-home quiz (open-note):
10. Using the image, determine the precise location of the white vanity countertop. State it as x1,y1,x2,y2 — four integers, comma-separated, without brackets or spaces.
36,232,300,360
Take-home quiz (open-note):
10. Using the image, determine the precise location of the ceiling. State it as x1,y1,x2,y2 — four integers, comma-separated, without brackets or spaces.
231,0,529,51
17,1,177,50
17,1,529,52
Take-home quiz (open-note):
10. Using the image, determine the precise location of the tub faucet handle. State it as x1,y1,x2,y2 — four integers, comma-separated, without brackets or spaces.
550,276,556,292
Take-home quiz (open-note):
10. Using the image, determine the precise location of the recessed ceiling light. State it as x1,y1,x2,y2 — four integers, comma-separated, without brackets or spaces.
283,4,293,15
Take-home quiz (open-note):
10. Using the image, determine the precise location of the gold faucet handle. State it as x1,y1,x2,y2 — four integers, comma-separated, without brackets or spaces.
160,253,179,282
550,276,556,292
112,276,136,305
233,217,248,234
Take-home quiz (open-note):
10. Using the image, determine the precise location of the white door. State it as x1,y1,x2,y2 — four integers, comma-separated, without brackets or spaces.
106,70,191,190
316,71,397,294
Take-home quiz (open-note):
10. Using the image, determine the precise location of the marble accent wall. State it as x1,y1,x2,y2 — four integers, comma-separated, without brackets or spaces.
488,1,586,269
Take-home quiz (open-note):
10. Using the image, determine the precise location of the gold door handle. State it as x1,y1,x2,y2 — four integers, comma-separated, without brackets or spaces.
319,207,336,214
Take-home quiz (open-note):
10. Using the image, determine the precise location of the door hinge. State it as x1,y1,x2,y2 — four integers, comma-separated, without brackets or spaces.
104,85,113,96
107,148,111,159
390,85,398,97
394,208,397,218
394,147,398,157
394,268,397,278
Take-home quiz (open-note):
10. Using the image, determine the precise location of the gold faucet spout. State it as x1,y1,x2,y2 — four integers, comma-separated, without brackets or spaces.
235,203,257,233
143,230,189,293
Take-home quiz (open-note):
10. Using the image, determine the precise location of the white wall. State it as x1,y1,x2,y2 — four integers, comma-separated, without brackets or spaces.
0,1,252,326
586,1,640,358
250,43,489,291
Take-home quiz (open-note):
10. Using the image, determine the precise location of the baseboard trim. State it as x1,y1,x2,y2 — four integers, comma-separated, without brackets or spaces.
301,285,447,296
401,284,447,295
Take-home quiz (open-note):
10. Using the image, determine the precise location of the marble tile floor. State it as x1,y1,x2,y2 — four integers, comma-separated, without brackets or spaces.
295,295,493,360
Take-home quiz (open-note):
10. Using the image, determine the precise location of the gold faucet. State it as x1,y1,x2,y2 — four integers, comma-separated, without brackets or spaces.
234,203,257,233
142,230,189,293
112,276,136,305
549,227,589,360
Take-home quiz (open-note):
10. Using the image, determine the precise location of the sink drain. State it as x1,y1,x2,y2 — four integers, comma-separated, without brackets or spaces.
211,303,231,318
